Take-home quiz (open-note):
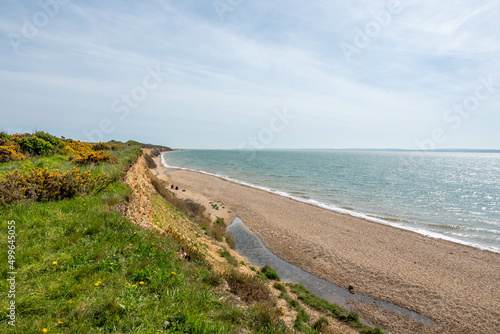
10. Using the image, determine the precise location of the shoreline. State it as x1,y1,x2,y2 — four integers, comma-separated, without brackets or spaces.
155,153,500,333
161,152,500,254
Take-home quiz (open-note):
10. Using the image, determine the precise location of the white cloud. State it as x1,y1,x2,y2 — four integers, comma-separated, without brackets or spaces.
0,0,498,148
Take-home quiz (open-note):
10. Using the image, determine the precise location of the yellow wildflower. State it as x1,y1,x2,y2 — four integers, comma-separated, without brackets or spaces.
139,281,144,285
171,272,176,275
57,321,63,325
42,329,48,333
52,261,57,265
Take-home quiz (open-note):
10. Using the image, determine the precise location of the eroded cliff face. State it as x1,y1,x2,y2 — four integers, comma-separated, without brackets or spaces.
123,151,252,274
123,155,156,231
121,152,362,334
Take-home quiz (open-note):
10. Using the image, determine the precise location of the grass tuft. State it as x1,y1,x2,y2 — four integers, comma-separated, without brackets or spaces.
260,265,280,281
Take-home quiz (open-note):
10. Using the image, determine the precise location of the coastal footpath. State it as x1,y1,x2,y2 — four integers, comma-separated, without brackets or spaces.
157,153,500,334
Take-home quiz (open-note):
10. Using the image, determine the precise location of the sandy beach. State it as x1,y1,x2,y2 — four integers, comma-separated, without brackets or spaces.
154,157,500,333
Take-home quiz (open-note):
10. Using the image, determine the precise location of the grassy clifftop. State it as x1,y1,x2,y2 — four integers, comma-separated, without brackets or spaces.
0,132,383,334
0,134,286,333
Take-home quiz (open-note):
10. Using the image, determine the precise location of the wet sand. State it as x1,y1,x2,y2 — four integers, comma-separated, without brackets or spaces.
155,159,500,333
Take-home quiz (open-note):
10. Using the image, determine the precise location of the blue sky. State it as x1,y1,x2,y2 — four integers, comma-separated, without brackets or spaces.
1,0,499,149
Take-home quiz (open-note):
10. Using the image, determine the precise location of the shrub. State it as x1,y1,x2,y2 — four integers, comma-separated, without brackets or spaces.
260,266,280,281
0,167,111,205
92,142,111,151
151,148,161,157
0,132,10,141
214,216,225,226
224,270,272,303
34,131,65,148
62,139,93,155
313,317,329,331
183,200,203,217
144,153,157,169
111,144,123,151
150,175,174,202
0,136,25,163
71,151,118,165
18,136,53,155
249,302,282,330
0,145,25,163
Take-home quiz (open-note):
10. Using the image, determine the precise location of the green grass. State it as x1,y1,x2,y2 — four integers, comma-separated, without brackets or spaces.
260,266,280,281
218,248,238,267
287,283,384,334
0,140,285,333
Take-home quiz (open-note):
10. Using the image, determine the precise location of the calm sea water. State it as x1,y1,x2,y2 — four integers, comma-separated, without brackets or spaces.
162,150,500,253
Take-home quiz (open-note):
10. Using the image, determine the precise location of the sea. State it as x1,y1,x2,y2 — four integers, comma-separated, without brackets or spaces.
162,150,500,253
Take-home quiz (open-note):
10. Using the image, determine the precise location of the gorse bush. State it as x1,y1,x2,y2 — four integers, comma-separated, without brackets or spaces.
71,151,118,165
34,131,65,148
0,133,25,163
92,142,111,151
63,139,93,155
0,145,25,163
0,167,111,205
18,135,53,155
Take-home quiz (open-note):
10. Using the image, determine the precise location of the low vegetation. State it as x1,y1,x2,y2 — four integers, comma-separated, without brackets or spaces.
143,153,157,169
0,167,111,205
287,283,384,334
260,265,281,281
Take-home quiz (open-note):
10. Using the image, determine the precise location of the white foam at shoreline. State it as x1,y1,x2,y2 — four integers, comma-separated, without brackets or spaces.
161,153,500,254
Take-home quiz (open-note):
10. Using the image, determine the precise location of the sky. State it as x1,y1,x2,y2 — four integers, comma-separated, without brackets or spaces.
1,0,499,149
